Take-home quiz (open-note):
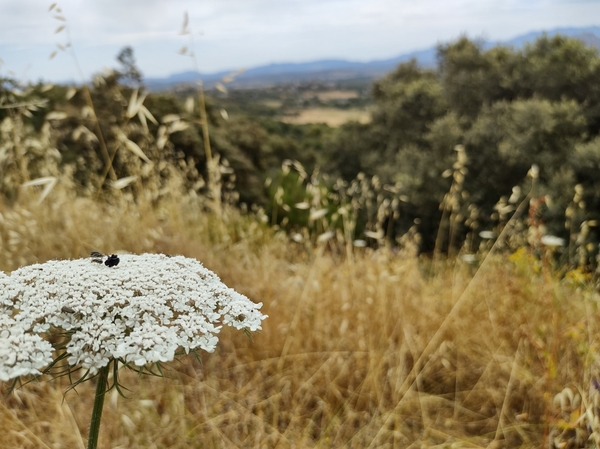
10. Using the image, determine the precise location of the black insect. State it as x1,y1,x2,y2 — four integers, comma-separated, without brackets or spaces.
105,254,120,267
90,251,104,264
61,306,75,314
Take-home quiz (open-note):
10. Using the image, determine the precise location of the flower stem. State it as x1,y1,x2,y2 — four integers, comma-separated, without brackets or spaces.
87,363,110,449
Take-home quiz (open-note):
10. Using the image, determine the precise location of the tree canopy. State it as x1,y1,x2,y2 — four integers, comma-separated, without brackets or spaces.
324,34,600,251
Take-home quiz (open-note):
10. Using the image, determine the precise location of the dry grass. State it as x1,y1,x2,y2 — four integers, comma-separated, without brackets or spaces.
279,107,370,127
0,191,598,448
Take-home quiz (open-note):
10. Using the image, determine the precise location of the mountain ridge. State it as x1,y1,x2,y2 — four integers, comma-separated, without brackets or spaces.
146,26,600,90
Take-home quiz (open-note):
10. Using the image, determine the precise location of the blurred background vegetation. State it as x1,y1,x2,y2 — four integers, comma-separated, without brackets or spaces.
3,34,600,263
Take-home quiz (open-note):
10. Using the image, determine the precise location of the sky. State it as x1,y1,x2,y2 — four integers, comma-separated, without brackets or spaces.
0,0,598,84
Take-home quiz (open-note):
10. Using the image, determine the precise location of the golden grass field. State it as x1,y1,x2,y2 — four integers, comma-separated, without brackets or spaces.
279,107,371,127
0,189,598,448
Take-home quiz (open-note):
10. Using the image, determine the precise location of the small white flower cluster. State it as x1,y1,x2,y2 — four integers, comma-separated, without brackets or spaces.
0,314,54,381
0,254,267,379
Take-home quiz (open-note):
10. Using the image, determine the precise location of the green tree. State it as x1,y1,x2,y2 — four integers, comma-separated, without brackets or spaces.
371,60,447,151
116,46,143,86
438,38,527,119
512,35,600,135
464,98,586,219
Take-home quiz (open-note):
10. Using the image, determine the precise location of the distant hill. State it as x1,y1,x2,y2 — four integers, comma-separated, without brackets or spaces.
499,26,600,48
145,26,600,91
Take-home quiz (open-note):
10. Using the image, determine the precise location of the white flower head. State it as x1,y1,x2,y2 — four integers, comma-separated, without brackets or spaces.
0,254,267,375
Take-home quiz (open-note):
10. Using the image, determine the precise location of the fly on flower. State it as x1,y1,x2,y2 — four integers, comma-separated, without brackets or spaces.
90,251,104,264
104,254,120,267
90,251,119,267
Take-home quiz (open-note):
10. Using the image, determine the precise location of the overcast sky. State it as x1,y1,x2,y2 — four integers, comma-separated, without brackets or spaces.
0,0,598,84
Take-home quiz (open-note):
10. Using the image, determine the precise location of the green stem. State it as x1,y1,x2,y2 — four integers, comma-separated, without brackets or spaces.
87,363,110,449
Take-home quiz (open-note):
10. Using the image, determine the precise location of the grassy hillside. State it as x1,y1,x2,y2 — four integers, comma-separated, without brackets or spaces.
0,191,598,448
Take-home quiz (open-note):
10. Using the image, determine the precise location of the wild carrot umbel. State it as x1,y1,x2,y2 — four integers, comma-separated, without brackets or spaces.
0,253,266,449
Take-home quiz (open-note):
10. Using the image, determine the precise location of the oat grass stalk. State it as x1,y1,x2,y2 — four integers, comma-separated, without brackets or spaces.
493,338,523,443
10,114,30,185
434,144,468,260
179,11,222,219
49,4,117,188
197,80,221,217
83,84,118,188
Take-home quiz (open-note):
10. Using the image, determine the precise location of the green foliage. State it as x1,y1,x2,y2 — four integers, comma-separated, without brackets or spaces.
372,60,447,147
514,35,600,102
438,37,511,118
323,33,600,253
464,98,586,205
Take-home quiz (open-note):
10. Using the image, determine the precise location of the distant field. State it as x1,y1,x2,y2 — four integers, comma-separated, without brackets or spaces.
302,89,360,101
279,107,370,126
262,99,283,108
